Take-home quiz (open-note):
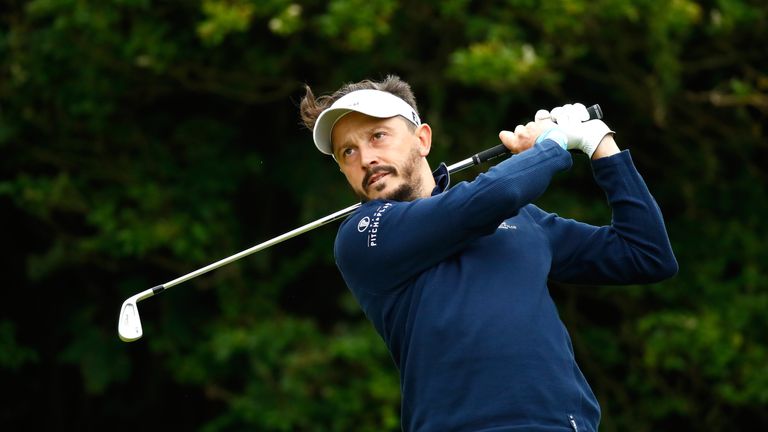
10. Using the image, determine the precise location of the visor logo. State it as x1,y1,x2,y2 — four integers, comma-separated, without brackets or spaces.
357,216,371,232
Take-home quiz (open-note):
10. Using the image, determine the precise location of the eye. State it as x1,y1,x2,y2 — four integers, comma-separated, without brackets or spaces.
339,146,356,160
372,131,386,141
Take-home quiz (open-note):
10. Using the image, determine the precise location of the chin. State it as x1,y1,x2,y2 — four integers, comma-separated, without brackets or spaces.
358,179,419,203
382,182,418,202
364,181,394,200
362,191,388,202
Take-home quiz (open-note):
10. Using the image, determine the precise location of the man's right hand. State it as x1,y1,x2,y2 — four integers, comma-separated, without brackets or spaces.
498,118,557,154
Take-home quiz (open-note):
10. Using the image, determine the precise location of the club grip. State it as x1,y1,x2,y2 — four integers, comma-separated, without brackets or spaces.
472,145,510,165
586,104,603,121
472,104,603,165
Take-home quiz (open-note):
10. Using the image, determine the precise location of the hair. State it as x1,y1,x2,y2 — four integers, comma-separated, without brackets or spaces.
299,75,419,131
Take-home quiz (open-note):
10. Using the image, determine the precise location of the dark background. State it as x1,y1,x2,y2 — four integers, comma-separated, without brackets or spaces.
2,0,766,430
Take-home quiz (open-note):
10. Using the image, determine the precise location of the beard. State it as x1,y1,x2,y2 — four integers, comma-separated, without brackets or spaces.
358,147,423,203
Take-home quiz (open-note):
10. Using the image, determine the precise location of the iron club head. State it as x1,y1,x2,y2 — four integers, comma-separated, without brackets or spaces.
118,286,163,342
118,296,143,342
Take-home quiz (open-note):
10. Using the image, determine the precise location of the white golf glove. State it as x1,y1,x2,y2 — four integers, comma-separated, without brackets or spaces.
549,103,613,158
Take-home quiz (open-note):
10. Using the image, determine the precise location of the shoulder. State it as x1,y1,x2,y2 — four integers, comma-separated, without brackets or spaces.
335,200,398,251
338,201,396,234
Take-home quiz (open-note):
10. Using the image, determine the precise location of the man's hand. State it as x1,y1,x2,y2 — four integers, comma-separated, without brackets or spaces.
549,103,615,159
498,118,557,154
497,104,618,159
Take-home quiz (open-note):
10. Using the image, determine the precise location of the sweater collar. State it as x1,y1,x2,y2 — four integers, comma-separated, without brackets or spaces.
431,163,450,196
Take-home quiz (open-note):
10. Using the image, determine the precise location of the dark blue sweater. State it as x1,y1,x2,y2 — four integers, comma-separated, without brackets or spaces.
334,139,678,431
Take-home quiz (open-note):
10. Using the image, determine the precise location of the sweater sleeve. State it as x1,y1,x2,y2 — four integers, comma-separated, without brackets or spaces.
334,139,573,294
527,150,678,285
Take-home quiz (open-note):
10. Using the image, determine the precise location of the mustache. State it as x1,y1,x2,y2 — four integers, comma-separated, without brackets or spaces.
362,165,397,190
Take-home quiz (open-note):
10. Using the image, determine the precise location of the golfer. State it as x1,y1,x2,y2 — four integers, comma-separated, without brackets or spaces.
300,76,677,432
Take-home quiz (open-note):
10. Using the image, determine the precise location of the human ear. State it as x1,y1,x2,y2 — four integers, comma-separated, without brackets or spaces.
416,123,432,157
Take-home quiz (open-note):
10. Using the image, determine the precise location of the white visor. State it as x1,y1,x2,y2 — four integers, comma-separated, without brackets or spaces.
312,89,421,156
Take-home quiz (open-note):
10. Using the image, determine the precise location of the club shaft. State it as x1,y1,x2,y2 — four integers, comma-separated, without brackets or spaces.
160,202,361,290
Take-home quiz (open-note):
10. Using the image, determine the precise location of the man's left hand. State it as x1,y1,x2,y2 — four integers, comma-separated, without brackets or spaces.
550,103,615,159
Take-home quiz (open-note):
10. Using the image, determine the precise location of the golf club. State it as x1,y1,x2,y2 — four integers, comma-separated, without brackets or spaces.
118,104,603,342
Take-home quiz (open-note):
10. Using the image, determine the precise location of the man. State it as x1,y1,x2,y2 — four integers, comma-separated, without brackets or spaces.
300,76,677,432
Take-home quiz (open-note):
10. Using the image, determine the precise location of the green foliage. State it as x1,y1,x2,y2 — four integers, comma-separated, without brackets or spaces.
198,0,258,46
318,0,399,51
59,309,132,394
449,42,555,90
171,317,399,431
0,322,39,370
1,0,767,430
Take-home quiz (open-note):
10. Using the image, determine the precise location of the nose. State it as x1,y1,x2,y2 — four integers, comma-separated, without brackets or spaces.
360,145,380,168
